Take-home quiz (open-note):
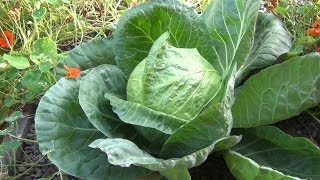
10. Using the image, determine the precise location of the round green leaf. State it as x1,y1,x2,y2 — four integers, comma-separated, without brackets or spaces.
4,96,15,107
5,111,23,122
39,61,52,72
0,141,22,157
21,69,51,94
5,68,19,80
23,91,36,101
0,122,14,135
3,54,30,70
31,37,57,64
32,6,46,21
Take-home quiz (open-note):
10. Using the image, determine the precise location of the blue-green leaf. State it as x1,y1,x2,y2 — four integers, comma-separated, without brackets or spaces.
35,78,149,179
236,13,292,83
225,126,320,179
114,0,213,78
233,53,320,128
105,93,187,135
79,64,138,139
201,0,260,77
90,136,241,171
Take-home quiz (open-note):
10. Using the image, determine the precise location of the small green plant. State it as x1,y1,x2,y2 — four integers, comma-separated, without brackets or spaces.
273,0,320,54
0,0,127,133
0,1,125,174
35,0,320,179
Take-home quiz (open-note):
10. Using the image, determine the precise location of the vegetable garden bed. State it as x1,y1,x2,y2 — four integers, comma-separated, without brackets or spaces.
2,0,320,179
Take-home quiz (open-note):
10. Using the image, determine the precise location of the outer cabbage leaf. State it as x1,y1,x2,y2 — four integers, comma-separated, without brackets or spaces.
66,36,115,69
114,0,214,78
89,136,241,172
225,126,320,179
233,53,320,128
57,36,115,77
201,0,260,76
79,64,138,138
224,151,301,180
236,13,292,83
35,78,149,179
159,167,191,180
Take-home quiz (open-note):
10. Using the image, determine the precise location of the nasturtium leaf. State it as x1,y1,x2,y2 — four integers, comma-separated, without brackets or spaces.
0,112,7,124
90,136,241,171
35,78,150,179
47,0,66,7
236,13,292,83
21,69,41,86
21,69,50,94
4,96,15,107
32,6,46,21
0,62,8,71
24,92,36,101
5,111,23,122
233,53,320,128
79,64,138,138
274,6,289,15
105,93,186,135
0,141,22,157
201,0,260,77
0,122,14,135
114,0,214,78
39,61,52,72
31,37,57,64
226,126,320,179
5,68,19,80
3,54,30,69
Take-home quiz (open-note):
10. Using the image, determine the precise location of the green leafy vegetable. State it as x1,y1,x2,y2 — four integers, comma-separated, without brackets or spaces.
34,0,320,179
225,126,320,179
233,53,320,128
35,78,150,179
3,54,30,69
236,13,292,83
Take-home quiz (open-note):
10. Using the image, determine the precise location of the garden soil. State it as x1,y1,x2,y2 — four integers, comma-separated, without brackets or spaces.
15,118,79,180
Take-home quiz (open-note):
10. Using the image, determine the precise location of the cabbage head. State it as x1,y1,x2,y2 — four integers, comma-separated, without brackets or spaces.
35,0,320,179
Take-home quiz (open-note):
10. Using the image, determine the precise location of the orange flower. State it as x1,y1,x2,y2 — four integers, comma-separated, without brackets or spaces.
307,28,320,36
312,19,320,28
0,30,14,49
64,65,81,78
